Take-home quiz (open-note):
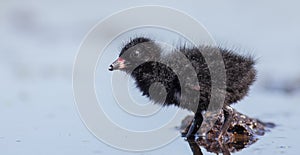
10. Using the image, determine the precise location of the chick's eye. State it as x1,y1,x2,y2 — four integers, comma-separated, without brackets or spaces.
131,50,141,58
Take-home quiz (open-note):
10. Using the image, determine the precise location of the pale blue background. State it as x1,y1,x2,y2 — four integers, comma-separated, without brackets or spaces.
1,0,299,155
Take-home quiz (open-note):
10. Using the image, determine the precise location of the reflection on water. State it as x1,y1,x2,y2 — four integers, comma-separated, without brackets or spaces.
186,135,257,155
180,109,275,155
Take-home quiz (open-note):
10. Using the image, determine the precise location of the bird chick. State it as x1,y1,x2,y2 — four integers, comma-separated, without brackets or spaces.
109,37,256,140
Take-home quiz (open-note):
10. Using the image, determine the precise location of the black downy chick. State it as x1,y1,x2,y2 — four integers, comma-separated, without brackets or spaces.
108,37,256,140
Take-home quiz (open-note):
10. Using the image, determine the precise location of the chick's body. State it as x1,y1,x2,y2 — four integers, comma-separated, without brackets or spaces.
130,46,256,112
109,37,256,139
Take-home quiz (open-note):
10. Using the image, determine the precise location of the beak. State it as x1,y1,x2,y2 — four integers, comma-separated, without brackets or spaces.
108,57,125,71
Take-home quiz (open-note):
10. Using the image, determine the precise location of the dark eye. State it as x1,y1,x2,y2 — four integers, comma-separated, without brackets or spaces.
131,50,141,58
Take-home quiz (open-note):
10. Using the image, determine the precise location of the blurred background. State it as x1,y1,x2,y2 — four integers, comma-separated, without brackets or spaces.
1,0,299,155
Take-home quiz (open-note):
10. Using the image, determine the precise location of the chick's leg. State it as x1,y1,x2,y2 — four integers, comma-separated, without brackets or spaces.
218,105,233,140
186,112,203,139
